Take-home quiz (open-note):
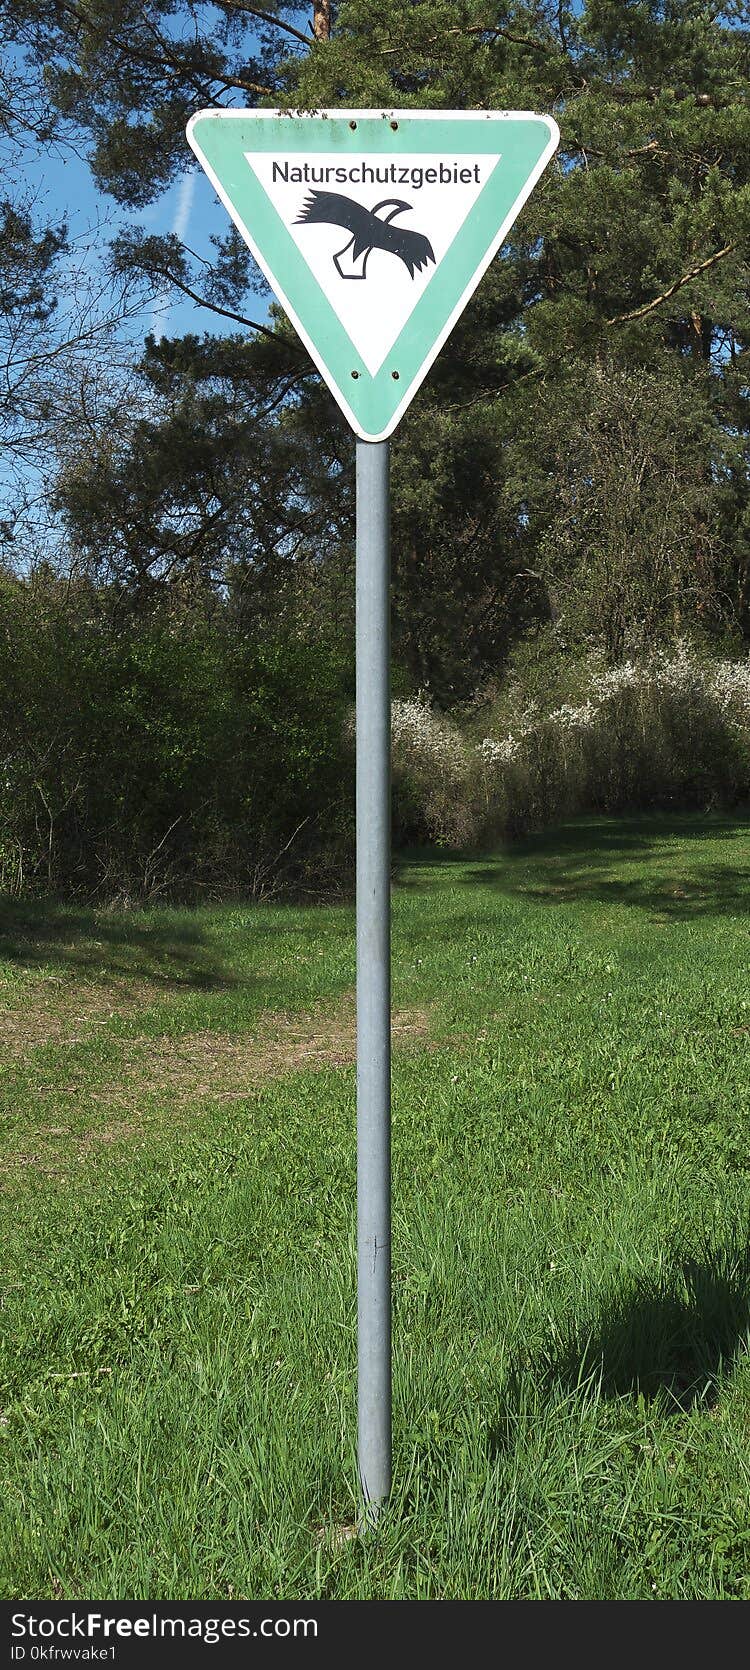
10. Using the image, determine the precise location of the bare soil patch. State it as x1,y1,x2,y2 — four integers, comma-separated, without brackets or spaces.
0,976,175,1058
0,991,435,1184
97,995,432,1108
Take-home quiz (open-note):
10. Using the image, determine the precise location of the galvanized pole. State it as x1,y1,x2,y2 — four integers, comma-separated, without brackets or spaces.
356,436,392,1517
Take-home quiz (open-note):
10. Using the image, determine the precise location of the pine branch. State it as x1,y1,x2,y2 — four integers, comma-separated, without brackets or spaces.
56,0,274,100
220,0,313,49
379,23,551,57
144,262,306,352
607,243,736,326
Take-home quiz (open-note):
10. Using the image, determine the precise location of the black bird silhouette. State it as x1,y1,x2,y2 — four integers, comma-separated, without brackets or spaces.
295,191,436,280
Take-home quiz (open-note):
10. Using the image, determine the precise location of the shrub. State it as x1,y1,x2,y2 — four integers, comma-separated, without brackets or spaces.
0,576,352,899
391,644,750,848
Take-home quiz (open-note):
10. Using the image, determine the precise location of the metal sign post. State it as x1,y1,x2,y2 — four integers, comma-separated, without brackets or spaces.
355,438,392,1511
186,106,560,1519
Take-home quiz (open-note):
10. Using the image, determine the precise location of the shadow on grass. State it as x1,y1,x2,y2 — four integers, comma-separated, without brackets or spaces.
0,899,235,990
551,1240,750,1411
396,813,750,921
490,1238,750,1453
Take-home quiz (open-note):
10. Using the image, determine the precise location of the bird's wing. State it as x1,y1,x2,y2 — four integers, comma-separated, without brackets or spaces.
295,191,366,234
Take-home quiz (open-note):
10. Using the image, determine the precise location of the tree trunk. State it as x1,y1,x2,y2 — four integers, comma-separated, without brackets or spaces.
312,0,331,40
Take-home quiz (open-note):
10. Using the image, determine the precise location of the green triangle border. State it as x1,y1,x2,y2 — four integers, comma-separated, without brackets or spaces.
187,111,558,440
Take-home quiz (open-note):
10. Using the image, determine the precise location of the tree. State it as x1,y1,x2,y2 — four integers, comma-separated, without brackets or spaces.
526,359,730,658
0,8,133,546
53,326,353,614
9,0,750,685
0,195,67,470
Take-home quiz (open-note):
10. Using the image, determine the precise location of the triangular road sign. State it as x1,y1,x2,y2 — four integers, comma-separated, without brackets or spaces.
186,109,559,441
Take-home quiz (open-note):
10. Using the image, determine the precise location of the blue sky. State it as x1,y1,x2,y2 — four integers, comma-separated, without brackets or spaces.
23,124,255,349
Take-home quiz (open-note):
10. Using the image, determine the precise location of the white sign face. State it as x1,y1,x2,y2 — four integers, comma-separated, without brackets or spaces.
251,151,499,378
187,110,560,440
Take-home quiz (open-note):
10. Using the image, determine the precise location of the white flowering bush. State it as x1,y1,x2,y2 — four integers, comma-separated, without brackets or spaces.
390,696,467,773
711,659,750,725
390,695,484,847
391,644,750,848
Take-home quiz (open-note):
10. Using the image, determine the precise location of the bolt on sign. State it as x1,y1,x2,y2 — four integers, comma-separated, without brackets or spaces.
186,109,560,439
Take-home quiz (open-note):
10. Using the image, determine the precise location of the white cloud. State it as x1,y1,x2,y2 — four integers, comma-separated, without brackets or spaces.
172,171,196,244
150,171,196,342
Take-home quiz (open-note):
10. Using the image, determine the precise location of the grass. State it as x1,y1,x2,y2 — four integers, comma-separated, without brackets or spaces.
1,810,749,1600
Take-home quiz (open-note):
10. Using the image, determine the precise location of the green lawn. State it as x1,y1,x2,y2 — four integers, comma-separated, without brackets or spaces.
1,812,749,1599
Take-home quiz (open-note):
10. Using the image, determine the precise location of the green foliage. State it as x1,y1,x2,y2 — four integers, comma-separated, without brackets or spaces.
11,2,750,693
54,329,349,608
0,200,66,324
0,572,352,899
524,359,729,656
